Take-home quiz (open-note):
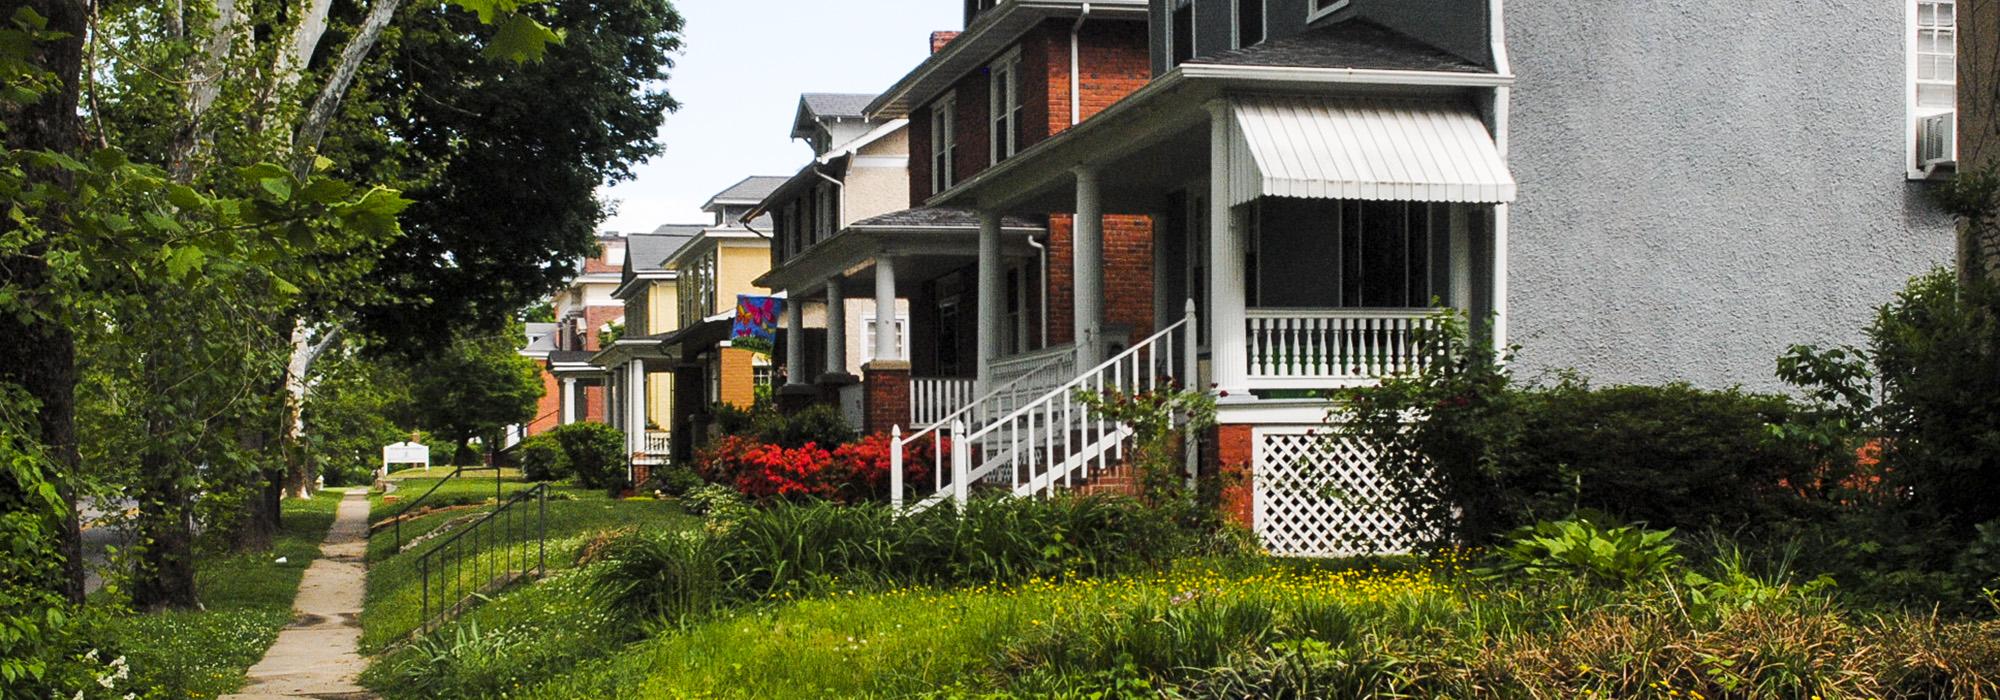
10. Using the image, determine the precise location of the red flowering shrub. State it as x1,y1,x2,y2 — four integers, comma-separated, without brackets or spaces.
696,432,943,504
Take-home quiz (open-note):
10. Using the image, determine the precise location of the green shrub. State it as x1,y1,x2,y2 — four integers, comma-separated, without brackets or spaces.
706,401,854,449
1342,311,1825,547
1488,516,1682,586
545,423,626,490
591,530,724,622
648,465,703,497
516,434,569,482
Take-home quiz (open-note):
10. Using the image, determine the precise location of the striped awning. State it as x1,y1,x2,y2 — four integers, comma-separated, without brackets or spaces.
1227,95,1516,205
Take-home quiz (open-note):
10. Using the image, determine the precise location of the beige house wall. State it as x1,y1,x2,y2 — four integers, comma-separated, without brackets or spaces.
841,127,911,227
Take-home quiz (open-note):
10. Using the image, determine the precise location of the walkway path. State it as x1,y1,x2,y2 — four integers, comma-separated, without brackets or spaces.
222,488,374,699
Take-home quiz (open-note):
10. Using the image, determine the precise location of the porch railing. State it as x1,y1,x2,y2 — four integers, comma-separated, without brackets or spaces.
1245,308,1439,389
889,348,1080,510
642,431,671,457
988,344,1077,418
911,378,977,428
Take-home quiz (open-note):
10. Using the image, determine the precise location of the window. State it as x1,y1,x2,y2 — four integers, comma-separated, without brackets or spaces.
678,248,718,327
1170,0,1194,66
859,315,910,363
1909,0,1957,174
1254,199,1452,309
1235,0,1264,48
989,51,1023,164
930,96,957,194
753,360,776,388
816,185,837,241
1307,0,1349,23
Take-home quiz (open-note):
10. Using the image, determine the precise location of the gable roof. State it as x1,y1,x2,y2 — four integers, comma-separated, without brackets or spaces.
1185,20,1487,74
703,176,791,211
625,230,700,274
801,93,873,119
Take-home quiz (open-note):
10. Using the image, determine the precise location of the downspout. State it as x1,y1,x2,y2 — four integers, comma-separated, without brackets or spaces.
810,164,846,227
1488,0,1511,352
1027,232,1049,347
1070,3,1091,126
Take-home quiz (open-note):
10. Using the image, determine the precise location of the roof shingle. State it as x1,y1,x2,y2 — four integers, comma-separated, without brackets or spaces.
1186,20,1488,74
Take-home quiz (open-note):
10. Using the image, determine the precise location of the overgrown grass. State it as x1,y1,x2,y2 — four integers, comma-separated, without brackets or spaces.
371,470,535,525
101,489,343,699
357,481,694,652
508,556,1997,699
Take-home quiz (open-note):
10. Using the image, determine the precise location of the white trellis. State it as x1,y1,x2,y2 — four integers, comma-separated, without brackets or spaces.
1252,426,1420,557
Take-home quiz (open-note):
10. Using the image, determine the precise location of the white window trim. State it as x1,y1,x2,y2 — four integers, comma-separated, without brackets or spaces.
931,95,957,194
859,315,911,363
1306,0,1350,24
1906,0,1957,179
1233,0,1266,49
989,48,1023,166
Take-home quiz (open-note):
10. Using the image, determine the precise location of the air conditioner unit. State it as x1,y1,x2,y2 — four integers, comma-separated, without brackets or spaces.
1919,111,1957,169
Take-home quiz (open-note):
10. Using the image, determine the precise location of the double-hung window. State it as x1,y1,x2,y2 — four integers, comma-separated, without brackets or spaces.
1909,0,1957,174
1169,0,1194,66
931,95,957,194
989,51,1023,165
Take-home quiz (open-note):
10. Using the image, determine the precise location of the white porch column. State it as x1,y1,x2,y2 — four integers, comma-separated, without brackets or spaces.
629,360,648,453
560,378,577,424
1492,204,1510,352
975,210,1004,392
1206,101,1249,396
873,257,898,362
784,291,807,386
1072,166,1105,369
824,280,847,378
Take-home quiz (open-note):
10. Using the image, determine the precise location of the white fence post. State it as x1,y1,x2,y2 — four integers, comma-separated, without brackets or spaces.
1182,298,1200,488
890,424,905,512
950,419,970,508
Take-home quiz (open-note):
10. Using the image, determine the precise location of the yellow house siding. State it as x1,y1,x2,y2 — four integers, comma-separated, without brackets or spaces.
648,283,678,335
718,347,759,408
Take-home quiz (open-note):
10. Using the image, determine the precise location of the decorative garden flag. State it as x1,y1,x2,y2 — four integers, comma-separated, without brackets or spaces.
733,295,782,346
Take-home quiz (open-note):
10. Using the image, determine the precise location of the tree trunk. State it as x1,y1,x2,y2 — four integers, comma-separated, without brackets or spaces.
166,0,243,181
289,0,403,176
0,0,92,605
234,426,281,552
130,408,198,611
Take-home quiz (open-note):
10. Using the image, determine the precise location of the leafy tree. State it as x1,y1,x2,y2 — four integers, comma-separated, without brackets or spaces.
401,330,543,464
302,344,415,487
331,0,683,349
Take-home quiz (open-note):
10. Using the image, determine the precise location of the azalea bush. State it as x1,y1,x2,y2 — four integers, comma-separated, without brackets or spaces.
695,432,939,504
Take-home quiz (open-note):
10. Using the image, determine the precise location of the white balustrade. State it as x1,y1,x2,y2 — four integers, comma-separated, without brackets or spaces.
1244,308,1440,389
642,431,671,459
910,377,977,428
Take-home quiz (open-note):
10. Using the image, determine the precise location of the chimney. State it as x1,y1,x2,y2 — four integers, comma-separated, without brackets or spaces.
930,31,961,54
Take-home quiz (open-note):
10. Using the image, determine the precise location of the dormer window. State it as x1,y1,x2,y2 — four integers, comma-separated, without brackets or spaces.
990,50,1023,164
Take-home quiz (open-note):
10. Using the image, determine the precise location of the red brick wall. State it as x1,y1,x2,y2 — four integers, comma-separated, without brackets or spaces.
529,366,561,436
581,238,624,275
583,384,605,423
908,19,1150,204
1042,214,1156,347
582,306,623,352
1206,425,1254,529
862,364,912,435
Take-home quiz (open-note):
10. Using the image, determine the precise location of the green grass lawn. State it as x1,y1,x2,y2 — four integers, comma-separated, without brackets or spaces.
358,479,694,653
103,489,343,699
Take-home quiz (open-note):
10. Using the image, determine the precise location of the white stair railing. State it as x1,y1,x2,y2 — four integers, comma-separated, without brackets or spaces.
902,301,1199,513
910,377,977,427
889,349,1080,510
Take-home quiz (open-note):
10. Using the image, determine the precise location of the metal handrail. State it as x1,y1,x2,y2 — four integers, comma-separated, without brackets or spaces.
381,464,504,551
415,483,548,628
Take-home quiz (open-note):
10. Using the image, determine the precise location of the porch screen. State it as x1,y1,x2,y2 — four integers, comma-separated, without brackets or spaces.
1252,198,1451,309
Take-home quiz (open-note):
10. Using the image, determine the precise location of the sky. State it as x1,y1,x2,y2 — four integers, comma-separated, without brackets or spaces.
594,0,963,234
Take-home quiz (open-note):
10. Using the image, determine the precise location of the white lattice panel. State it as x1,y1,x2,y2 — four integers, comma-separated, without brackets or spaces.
1253,426,1420,557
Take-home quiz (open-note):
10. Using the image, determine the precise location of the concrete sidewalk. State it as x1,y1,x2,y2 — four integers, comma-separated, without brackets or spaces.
221,488,374,699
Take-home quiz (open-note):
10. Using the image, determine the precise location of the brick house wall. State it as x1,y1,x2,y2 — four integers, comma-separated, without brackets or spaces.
1043,213,1155,348
529,367,561,436
581,306,622,353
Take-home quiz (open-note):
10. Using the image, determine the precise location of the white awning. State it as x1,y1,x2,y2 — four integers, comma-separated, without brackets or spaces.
1227,95,1516,205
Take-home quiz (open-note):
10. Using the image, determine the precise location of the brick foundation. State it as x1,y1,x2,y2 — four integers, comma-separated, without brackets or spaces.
1204,424,1255,529
862,361,912,435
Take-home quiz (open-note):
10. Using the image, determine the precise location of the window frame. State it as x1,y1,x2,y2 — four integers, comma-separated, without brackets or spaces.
859,314,911,363
1306,0,1349,24
930,94,958,194
988,48,1023,165
1168,0,1195,67
1906,0,1958,177
1234,0,1265,49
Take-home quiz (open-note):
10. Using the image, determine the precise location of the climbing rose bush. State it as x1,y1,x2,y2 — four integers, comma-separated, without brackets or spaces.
697,433,939,504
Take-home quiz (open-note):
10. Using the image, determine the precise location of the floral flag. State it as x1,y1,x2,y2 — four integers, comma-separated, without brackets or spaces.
733,295,782,349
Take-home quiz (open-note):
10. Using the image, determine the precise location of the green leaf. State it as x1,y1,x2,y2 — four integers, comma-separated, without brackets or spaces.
259,177,293,201
164,246,205,280
166,184,205,211
484,14,563,63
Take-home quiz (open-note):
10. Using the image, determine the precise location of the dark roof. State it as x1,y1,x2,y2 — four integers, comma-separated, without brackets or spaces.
800,93,874,119
1185,20,1488,74
625,231,699,273
705,176,791,209
548,350,596,364
850,207,1044,230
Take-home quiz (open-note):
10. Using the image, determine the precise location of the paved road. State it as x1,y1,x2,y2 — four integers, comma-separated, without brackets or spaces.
79,499,134,595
